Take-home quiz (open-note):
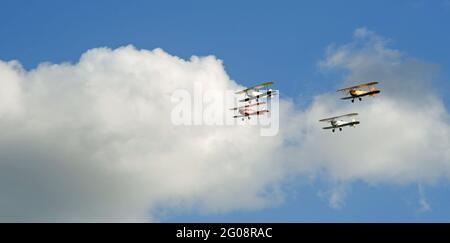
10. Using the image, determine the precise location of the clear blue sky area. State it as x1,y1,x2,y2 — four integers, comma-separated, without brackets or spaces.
1,0,449,222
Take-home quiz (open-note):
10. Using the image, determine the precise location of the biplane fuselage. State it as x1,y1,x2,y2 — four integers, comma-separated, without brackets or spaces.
338,82,381,102
246,90,264,98
239,107,256,116
348,88,379,97
234,106,269,120
324,119,360,132
319,113,360,132
331,120,345,126
239,89,276,103
230,101,269,120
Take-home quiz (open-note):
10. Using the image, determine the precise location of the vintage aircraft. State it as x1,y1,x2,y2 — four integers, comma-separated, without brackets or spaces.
319,113,360,132
230,102,269,121
337,81,381,103
235,82,277,103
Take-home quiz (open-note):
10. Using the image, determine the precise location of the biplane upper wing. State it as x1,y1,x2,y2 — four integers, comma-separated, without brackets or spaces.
336,82,379,92
239,90,277,102
319,113,358,122
235,82,274,94
233,109,269,118
229,102,266,111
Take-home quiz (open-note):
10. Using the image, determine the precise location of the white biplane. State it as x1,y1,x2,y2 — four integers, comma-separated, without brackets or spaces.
230,102,269,121
337,82,381,103
235,82,277,103
319,113,360,133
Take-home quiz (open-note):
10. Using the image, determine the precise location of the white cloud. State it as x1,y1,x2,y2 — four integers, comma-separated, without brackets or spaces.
417,184,431,212
318,184,349,209
282,28,450,206
0,46,285,222
0,28,449,221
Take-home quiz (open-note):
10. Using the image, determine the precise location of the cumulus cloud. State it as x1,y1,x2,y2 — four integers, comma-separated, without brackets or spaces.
0,28,449,222
0,46,285,222
283,28,450,188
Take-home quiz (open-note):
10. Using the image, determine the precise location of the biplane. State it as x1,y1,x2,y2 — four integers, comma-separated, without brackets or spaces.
337,82,381,103
319,113,360,133
230,102,269,121
235,82,277,103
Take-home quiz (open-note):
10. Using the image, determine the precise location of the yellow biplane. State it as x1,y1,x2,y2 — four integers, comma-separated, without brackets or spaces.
337,82,381,103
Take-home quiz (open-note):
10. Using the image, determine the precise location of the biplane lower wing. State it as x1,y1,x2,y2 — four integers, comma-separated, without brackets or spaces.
239,90,277,102
362,90,380,96
233,110,269,118
322,121,360,129
229,102,266,111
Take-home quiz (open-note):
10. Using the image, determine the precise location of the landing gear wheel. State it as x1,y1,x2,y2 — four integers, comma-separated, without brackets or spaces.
332,129,335,133
351,99,354,103
242,118,245,121
339,128,342,131
359,98,362,101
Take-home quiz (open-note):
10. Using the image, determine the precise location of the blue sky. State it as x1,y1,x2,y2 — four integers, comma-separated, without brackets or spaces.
1,0,450,222
1,0,449,103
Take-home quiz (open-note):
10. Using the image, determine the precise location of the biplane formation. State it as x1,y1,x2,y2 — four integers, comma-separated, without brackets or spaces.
229,81,381,132
319,81,381,133
230,82,277,121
